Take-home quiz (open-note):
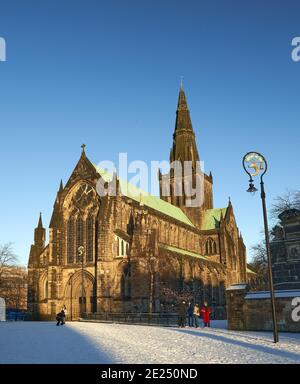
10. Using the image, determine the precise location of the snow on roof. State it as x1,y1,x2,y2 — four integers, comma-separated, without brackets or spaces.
226,284,248,291
245,290,300,300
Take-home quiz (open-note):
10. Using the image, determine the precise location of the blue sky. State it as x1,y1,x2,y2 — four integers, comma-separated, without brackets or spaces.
0,0,299,265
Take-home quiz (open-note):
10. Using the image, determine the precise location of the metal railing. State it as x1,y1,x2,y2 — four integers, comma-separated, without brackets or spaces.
82,312,181,326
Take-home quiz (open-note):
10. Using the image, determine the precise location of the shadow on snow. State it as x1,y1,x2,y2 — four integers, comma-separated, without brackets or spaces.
0,321,114,364
171,328,300,362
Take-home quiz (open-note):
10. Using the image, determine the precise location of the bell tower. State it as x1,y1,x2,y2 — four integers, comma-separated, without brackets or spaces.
34,212,46,248
159,84,213,227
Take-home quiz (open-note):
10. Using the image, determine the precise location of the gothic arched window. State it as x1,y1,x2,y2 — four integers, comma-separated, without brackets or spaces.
127,213,135,236
86,214,93,262
213,241,217,254
67,217,75,263
76,217,84,262
205,240,210,255
117,237,120,257
121,264,131,299
205,238,217,255
44,279,48,299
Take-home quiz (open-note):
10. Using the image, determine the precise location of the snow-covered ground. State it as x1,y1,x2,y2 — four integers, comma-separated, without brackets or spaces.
0,320,300,364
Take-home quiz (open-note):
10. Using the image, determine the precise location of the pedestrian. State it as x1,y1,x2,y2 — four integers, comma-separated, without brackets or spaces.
61,305,67,325
178,300,187,328
193,304,200,328
56,311,64,326
187,302,194,327
200,301,212,327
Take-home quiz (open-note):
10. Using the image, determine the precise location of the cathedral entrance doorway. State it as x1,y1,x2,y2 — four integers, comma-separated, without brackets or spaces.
64,271,96,320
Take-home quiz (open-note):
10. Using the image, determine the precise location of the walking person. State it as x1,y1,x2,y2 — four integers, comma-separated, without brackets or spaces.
193,304,200,328
178,300,187,328
200,301,212,328
187,302,194,327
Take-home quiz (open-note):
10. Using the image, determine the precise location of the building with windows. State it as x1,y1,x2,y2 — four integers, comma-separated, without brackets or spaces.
271,209,300,290
28,86,249,319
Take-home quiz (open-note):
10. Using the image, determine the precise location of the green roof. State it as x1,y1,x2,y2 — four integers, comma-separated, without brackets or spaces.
159,244,208,261
93,165,195,227
201,208,227,230
247,267,257,275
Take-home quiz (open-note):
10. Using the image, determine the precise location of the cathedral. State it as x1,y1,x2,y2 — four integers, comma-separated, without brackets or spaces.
28,86,250,320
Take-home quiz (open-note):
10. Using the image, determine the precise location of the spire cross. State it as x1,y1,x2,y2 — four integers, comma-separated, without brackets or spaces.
81,144,86,153
180,76,184,89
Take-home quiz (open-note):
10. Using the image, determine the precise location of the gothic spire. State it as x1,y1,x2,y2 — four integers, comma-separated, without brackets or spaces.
174,84,194,132
34,212,45,248
59,179,64,193
170,85,199,165
37,212,43,228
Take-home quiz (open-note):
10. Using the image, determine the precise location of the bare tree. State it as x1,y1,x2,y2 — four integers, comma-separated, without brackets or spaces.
0,243,18,283
0,266,27,310
248,241,269,290
294,190,300,208
270,190,300,221
249,190,300,290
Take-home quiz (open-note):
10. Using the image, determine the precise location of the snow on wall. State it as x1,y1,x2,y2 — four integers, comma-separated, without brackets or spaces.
226,284,248,291
245,290,300,300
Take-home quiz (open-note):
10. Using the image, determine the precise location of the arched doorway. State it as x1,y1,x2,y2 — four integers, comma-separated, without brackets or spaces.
64,271,95,320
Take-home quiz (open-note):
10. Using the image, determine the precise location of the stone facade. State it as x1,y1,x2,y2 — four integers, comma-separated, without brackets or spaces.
226,285,300,332
271,209,300,290
28,86,249,320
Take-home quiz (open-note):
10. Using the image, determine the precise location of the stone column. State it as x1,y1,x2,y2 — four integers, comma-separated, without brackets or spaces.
226,284,248,330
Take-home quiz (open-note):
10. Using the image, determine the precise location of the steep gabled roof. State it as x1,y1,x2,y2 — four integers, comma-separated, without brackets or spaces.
159,243,208,261
64,147,99,189
246,264,257,275
93,165,195,227
201,208,227,230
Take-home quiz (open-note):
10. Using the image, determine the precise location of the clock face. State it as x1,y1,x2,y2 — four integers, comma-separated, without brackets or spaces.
74,183,95,208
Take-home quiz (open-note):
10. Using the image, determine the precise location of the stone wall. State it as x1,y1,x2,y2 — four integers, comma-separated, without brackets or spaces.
226,284,300,332
270,209,300,290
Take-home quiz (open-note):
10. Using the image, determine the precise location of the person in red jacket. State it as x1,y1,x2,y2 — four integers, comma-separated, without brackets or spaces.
200,301,212,327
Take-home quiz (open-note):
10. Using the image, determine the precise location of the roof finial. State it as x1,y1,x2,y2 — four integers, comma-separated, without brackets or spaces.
81,144,86,154
139,192,144,206
38,212,43,228
180,76,184,90
59,179,64,193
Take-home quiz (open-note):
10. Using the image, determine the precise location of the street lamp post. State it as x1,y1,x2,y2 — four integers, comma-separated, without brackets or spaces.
78,246,85,317
68,273,74,321
243,152,279,343
149,253,158,314
149,255,154,314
